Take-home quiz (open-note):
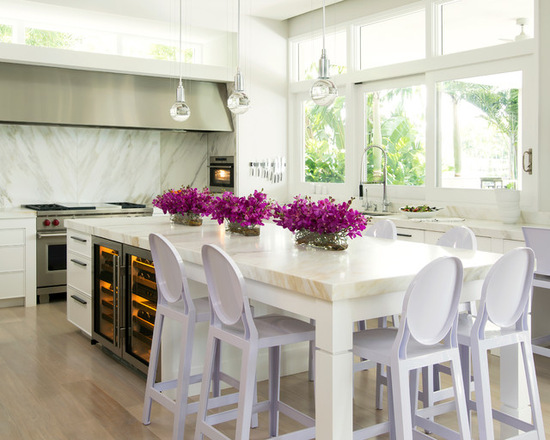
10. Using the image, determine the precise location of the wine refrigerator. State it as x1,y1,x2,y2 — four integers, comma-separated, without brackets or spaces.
92,237,157,374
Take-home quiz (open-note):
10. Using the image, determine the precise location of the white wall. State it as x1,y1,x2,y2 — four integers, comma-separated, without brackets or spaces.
235,15,289,201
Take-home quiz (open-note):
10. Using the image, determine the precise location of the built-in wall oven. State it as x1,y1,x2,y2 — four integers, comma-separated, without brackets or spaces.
24,203,153,302
208,155,234,193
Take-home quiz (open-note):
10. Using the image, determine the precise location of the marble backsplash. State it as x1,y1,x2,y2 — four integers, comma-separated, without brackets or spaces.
0,125,235,207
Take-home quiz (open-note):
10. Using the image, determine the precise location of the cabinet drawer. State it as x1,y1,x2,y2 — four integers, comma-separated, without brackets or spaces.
67,251,92,294
67,286,92,336
0,271,25,300
396,227,424,242
0,246,25,271
67,231,92,257
0,228,25,246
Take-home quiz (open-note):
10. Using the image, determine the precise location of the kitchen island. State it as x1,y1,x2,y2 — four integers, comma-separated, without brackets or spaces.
66,215,512,440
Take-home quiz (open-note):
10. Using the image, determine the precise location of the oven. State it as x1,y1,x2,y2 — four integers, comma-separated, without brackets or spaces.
208,155,234,193
24,203,153,302
36,229,68,296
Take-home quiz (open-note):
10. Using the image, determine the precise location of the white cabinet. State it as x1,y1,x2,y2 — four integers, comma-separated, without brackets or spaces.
396,227,424,242
66,229,92,336
0,217,36,307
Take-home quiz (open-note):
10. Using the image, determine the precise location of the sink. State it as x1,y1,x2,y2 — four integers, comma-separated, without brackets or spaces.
362,211,396,217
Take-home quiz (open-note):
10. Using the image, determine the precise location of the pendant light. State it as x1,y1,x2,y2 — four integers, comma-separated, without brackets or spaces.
170,0,191,122
310,0,337,106
227,0,250,115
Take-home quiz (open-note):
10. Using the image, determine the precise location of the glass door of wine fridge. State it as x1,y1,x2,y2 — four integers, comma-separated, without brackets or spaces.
93,237,123,357
92,238,158,374
125,246,157,368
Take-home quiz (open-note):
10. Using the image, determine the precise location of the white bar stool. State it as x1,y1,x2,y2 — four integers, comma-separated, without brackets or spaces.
522,226,550,356
457,247,545,439
143,233,237,440
195,244,316,440
353,256,471,440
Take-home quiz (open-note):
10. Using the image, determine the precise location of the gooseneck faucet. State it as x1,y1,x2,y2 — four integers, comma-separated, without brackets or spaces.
360,145,389,212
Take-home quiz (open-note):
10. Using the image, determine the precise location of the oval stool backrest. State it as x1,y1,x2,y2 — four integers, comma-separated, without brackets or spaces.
401,256,463,347
437,226,477,251
365,219,397,239
481,247,534,330
522,227,550,276
201,244,256,339
149,233,188,307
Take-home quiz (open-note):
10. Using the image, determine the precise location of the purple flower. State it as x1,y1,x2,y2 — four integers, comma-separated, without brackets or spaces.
152,186,213,216
210,190,273,226
272,196,369,238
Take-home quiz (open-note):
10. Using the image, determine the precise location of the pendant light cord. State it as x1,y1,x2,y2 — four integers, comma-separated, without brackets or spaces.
322,0,326,52
236,0,241,73
178,0,182,85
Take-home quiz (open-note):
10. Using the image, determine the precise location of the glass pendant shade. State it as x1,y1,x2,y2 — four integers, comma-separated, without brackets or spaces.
228,71,250,115
170,83,190,122
310,1,338,106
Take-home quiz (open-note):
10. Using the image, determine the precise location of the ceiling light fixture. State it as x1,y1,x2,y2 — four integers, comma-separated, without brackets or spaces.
170,0,191,122
310,0,337,106
227,0,250,115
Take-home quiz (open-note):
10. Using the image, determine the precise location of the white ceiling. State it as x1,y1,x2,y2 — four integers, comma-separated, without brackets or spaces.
21,0,345,22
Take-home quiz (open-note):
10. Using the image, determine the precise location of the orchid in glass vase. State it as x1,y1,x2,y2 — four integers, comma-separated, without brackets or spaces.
152,186,213,226
273,196,369,250
210,190,273,236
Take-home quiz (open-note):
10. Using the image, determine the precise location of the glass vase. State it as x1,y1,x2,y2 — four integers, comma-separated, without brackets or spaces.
226,221,260,236
170,212,203,226
294,229,348,251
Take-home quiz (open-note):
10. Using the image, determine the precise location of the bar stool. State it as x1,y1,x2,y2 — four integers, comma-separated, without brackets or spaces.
420,225,478,410
143,233,238,440
195,244,316,440
522,226,550,357
457,247,545,439
364,218,397,239
353,256,471,440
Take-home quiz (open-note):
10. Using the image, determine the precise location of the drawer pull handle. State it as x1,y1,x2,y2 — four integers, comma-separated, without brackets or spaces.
71,295,87,305
397,233,412,238
70,235,87,243
70,258,87,267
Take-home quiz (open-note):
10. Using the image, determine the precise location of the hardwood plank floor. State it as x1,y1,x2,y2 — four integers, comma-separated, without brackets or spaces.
1,300,549,439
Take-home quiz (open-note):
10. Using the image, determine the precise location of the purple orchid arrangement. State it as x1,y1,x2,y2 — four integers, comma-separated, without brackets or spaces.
210,190,273,226
152,186,213,216
273,196,369,238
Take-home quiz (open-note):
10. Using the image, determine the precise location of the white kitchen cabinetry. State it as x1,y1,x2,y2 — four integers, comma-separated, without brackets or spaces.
396,227,424,242
0,217,36,307
66,229,92,336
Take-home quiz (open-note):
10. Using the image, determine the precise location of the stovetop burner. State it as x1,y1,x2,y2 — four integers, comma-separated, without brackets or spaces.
107,202,147,209
24,203,96,211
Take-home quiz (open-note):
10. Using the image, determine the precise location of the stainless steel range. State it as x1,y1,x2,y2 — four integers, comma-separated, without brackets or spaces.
23,202,153,302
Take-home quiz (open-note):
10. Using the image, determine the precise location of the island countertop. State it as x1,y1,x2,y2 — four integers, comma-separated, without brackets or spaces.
65,216,501,302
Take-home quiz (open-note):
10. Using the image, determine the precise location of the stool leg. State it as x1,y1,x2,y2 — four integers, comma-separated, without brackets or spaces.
375,363,385,410
173,316,194,440
235,343,258,440
521,339,545,438
212,339,221,397
458,344,472,423
386,367,396,440
471,342,495,440
142,312,165,425
194,332,218,440
268,346,281,437
308,319,315,381
450,351,471,440
390,363,414,440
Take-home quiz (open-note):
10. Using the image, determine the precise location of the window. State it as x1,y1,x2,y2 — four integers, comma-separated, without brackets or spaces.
363,86,426,186
437,72,521,189
359,10,425,70
297,30,347,81
0,24,12,43
304,97,346,183
439,0,534,55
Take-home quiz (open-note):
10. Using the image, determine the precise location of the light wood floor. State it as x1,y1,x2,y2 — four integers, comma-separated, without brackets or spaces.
1,299,549,439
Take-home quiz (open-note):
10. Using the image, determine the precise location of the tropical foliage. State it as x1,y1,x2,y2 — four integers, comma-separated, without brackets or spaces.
0,24,12,43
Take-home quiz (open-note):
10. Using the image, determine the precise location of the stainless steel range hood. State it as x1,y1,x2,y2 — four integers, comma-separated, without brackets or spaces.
0,62,233,132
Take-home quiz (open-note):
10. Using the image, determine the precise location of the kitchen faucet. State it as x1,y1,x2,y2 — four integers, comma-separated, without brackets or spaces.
360,145,389,212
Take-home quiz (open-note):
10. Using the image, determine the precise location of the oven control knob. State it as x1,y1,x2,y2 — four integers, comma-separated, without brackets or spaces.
52,219,60,226
43,219,51,226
